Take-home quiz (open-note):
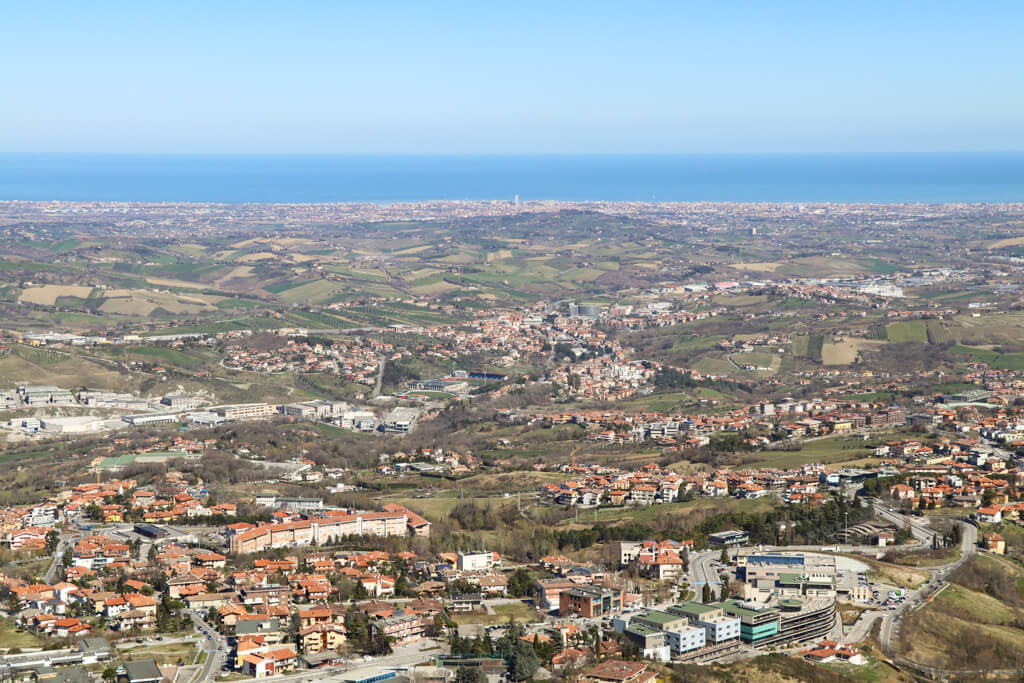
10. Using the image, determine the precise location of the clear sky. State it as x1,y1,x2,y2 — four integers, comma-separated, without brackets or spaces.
3,1,1022,154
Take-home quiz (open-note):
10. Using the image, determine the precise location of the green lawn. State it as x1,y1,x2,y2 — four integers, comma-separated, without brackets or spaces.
0,619,44,650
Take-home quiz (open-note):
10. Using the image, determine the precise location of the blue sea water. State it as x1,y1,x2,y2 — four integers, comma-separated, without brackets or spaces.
1,153,1023,204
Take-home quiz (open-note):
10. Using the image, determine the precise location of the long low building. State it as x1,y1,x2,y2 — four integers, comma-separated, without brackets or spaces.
229,506,431,553
214,403,278,421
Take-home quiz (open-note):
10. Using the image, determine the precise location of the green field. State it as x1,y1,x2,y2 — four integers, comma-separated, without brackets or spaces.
925,319,952,344
276,279,347,304
126,345,213,367
791,335,809,356
934,583,1015,625
450,602,540,626
741,435,880,470
574,494,776,526
885,320,928,343
950,344,1024,370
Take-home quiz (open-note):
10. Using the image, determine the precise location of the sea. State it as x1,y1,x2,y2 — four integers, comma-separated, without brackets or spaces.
1,152,1023,204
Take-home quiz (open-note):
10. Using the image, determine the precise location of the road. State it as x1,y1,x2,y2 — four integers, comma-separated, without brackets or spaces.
45,526,85,584
687,551,722,600
186,610,228,683
373,358,386,397
867,499,943,546
842,518,976,650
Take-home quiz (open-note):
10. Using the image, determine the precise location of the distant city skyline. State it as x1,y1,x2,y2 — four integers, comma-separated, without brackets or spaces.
3,1,1024,154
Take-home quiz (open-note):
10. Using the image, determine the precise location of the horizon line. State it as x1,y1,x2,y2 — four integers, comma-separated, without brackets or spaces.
4,150,1024,158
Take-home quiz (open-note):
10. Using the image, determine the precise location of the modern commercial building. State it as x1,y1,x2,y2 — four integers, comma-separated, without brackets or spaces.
123,413,179,426
736,552,838,602
617,622,669,661
620,610,707,656
559,586,622,618
666,602,741,644
161,394,199,410
720,601,780,644
381,407,420,434
664,625,707,656
215,403,277,421
40,416,105,434
277,497,325,513
707,530,750,547
719,598,836,647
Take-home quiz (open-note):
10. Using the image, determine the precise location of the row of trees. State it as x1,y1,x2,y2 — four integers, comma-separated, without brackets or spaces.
448,619,540,681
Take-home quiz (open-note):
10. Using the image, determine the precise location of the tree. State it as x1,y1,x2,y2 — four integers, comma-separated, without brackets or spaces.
508,568,534,598
344,607,370,652
455,667,485,683
369,629,393,655
510,639,540,681
701,584,712,603
719,548,729,564
45,530,59,554
719,582,730,601
101,666,118,682
534,637,558,666
426,614,447,638
86,503,103,522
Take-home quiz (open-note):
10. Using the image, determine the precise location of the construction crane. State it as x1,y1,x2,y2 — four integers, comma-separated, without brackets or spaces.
569,441,585,469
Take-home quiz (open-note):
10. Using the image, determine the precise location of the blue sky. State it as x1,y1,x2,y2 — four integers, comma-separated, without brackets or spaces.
2,1,1022,154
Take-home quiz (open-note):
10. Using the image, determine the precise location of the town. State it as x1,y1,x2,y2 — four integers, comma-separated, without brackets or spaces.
0,200,1023,683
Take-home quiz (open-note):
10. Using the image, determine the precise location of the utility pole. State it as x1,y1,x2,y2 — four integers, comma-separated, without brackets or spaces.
844,511,849,547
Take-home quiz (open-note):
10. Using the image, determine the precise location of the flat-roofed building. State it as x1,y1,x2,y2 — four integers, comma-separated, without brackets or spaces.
719,601,780,644
666,602,741,644
707,530,749,547
215,403,277,421
559,586,622,618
